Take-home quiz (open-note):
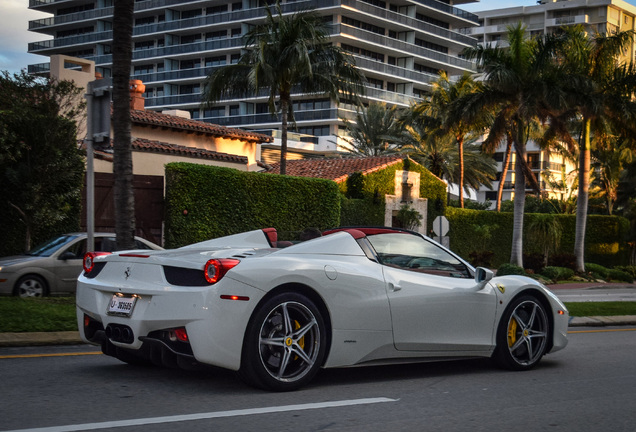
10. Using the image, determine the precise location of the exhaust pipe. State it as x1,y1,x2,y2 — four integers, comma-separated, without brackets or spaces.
105,324,134,344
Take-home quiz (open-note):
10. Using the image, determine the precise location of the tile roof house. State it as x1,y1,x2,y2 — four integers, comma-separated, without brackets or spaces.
91,79,272,176
266,155,448,237
265,155,406,182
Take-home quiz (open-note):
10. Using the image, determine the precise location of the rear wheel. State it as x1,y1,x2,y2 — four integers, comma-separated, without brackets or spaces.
239,292,327,391
493,295,550,370
15,275,47,298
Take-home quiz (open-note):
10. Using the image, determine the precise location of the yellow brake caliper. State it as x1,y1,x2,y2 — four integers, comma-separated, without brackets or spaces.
507,318,518,347
293,320,305,360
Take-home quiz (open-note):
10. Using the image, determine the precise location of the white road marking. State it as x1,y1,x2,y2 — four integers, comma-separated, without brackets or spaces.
7,397,398,432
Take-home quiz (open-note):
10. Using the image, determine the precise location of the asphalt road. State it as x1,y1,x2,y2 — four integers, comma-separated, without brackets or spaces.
1,326,635,432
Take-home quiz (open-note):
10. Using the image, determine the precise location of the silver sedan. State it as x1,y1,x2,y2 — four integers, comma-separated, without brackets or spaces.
0,233,162,297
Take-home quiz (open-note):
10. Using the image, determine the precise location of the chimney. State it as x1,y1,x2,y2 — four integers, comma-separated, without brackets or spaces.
129,79,145,110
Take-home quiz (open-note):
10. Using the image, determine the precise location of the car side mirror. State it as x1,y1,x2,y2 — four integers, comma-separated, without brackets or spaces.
59,251,76,261
475,267,494,283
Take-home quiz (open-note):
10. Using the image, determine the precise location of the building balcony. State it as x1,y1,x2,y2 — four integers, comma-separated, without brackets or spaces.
337,24,475,72
410,0,479,25
342,0,477,48
545,15,589,27
353,56,438,87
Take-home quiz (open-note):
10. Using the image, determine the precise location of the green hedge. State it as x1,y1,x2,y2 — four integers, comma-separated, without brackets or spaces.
164,163,341,248
447,208,629,268
339,158,447,231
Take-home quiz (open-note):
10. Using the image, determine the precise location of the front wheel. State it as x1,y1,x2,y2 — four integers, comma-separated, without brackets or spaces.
493,295,550,370
15,275,47,297
239,292,327,391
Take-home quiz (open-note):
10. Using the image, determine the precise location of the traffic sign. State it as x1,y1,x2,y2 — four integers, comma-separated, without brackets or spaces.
432,215,449,237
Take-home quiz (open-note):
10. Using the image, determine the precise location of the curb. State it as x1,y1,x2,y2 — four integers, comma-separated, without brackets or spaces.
1,316,636,347
0,331,82,347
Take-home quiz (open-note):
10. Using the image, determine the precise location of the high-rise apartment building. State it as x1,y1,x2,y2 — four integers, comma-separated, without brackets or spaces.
465,0,636,205
28,0,480,162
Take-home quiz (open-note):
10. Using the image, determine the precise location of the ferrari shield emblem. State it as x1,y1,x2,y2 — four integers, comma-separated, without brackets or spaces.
497,283,505,294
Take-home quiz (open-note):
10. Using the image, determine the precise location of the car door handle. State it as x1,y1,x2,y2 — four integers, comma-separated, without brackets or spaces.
388,283,401,292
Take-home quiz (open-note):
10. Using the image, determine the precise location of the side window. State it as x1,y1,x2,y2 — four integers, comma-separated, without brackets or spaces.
135,240,152,250
62,239,87,259
100,237,118,252
367,233,470,278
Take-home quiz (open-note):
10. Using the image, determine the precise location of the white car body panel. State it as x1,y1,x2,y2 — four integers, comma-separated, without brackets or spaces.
76,228,569,378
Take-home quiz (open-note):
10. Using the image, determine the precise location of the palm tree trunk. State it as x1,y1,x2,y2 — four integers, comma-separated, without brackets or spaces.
510,123,526,267
112,0,135,250
496,137,513,212
458,136,464,208
574,119,591,273
279,95,290,175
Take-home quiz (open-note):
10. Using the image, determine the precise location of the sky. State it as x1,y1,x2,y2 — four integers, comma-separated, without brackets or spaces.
0,0,565,75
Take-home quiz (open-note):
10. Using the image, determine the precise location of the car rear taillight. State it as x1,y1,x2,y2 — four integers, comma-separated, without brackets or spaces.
83,252,111,273
203,258,240,284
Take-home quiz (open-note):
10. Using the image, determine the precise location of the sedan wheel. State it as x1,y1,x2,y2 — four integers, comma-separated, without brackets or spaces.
15,275,47,298
493,295,549,370
240,292,327,391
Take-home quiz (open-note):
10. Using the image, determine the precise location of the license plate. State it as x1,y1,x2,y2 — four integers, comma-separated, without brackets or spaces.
107,295,137,316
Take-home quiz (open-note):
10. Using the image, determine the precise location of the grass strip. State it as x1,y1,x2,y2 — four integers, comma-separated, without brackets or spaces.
0,297,77,332
563,301,636,317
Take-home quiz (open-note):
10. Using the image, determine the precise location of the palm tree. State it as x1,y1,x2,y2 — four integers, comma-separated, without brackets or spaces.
411,72,484,208
463,24,561,267
554,25,636,271
400,119,496,195
527,215,562,267
340,102,403,155
112,0,135,250
591,136,633,215
203,1,365,175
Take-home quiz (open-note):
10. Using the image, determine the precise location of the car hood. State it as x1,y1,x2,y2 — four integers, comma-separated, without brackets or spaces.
0,255,45,268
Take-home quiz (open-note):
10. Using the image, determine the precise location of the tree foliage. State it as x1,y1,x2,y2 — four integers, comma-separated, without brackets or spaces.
340,103,403,155
203,1,365,174
0,71,85,254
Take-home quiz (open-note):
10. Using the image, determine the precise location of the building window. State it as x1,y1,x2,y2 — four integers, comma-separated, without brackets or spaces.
181,9,202,19
205,56,226,67
180,59,201,69
181,34,201,44
414,38,448,54
229,105,240,116
133,64,154,75
134,40,154,51
367,78,384,89
485,191,498,201
341,44,384,62
207,5,228,14
297,125,330,136
203,107,225,117
342,16,385,35
180,84,200,95
206,30,227,40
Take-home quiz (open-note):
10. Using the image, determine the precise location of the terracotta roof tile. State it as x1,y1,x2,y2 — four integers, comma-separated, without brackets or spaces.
89,138,248,165
130,109,273,143
267,155,405,183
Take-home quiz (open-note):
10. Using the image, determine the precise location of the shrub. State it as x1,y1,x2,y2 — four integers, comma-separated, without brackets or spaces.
614,265,636,278
585,263,610,279
165,163,340,248
607,269,634,283
541,266,574,281
497,263,525,276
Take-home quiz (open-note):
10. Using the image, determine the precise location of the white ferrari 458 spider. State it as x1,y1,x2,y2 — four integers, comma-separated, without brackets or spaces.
76,227,569,391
